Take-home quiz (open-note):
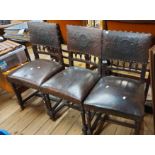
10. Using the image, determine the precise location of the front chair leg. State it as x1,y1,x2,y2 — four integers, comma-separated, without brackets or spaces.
11,83,25,110
86,110,93,135
135,118,143,135
80,105,87,135
43,94,56,120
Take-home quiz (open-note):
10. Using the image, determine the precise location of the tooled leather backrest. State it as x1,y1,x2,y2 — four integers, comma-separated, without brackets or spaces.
67,25,102,57
28,22,61,49
102,30,152,79
102,30,151,63
66,25,102,70
28,22,63,63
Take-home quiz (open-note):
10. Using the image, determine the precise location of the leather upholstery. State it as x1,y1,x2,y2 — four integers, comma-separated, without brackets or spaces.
28,22,63,63
28,22,61,49
41,66,100,104
84,76,145,118
8,59,63,89
8,22,64,90
102,30,152,63
67,25,102,57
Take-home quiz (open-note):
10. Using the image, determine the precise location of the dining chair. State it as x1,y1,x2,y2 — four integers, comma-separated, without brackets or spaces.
7,22,64,114
40,25,102,133
83,30,152,134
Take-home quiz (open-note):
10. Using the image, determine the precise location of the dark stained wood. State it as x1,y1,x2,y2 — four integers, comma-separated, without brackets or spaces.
149,46,155,134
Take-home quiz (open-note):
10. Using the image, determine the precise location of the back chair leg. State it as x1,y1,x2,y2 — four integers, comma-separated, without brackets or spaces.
11,83,25,110
144,73,150,100
140,121,144,135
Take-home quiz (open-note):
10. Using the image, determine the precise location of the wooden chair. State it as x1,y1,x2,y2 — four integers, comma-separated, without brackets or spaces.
7,22,64,114
83,30,152,134
40,25,102,133
149,46,155,134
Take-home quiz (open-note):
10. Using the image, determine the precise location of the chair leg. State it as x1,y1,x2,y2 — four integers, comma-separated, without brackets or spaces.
151,99,155,134
140,121,144,135
153,112,155,135
43,94,56,120
144,72,150,100
11,83,25,110
134,119,143,135
86,111,93,135
80,105,87,135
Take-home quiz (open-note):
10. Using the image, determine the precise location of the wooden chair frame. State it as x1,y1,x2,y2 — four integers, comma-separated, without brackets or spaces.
9,22,64,114
42,25,102,134
84,30,152,135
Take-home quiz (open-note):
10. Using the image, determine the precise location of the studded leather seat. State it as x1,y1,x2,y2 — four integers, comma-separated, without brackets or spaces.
84,76,145,118
40,25,102,105
8,59,63,89
41,66,100,104
8,22,64,89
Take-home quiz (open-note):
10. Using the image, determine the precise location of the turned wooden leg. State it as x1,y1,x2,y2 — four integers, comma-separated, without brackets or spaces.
86,110,93,135
11,83,25,110
80,105,87,135
153,113,155,135
43,94,56,120
135,118,143,135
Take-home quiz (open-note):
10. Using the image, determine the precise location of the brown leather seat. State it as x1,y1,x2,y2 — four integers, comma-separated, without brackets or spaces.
8,59,63,89
41,66,100,104
84,76,145,118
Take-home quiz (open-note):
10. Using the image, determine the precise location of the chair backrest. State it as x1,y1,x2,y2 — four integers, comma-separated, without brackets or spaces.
66,25,102,73
102,30,152,81
28,22,63,64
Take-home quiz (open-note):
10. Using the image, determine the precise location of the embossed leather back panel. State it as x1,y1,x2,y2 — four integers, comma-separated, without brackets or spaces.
67,25,102,57
102,30,152,63
28,22,61,49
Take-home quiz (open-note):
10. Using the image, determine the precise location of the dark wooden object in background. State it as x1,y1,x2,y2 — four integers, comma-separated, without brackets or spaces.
104,20,155,45
149,46,155,134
